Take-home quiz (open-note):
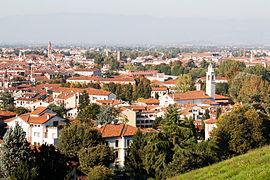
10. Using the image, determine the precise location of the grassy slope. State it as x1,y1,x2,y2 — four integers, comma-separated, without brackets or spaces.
173,145,270,180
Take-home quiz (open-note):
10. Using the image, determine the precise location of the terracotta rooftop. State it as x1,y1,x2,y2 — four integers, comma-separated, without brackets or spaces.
215,94,230,100
99,124,138,138
151,87,167,91
139,98,160,104
169,90,212,100
31,107,48,115
0,111,17,117
74,68,100,72
202,100,219,105
5,113,57,124
204,118,216,124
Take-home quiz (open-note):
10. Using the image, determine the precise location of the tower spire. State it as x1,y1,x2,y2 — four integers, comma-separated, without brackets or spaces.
206,62,216,100
48,41,52,60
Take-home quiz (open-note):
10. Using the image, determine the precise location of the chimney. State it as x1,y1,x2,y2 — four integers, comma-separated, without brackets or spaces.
47,114,50,120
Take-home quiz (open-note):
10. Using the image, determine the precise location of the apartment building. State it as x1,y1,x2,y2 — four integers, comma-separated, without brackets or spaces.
5,107,67,145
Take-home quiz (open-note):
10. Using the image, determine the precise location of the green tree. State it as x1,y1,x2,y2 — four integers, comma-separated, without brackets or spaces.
76,104,100,124
9,161,37,180
58,123,103,158
189,68,207,80
216,107,221,119
163,105,197,148
125,130,147,177
78,90,89,111
33,144,71,180
87,166,114,180
152,117,163,129
229,72,252,101
217,60,245,77
216,83,229,96
133,76,151,100
244,64,268,81
238,75,269,103
143,132,174,179
200,59,209,68
14,107,30,115
0,92,14,111
225,66,240,84
48,103,66,117
212,105,270,159
95,106,117,125
165,140,218,178
0,122,32,177
186,59,196,68
78,144,115,174
175,74,192,93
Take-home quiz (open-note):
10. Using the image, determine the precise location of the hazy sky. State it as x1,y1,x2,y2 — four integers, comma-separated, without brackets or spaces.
1,0,269,19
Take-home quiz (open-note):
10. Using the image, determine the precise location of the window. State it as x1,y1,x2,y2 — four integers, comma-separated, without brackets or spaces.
127,140,130,147
34,132,40,137
115,140,119,147
105,141,109,146
115,151,119,158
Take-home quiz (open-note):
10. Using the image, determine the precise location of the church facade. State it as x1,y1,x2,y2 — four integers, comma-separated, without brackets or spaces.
160,63,229,107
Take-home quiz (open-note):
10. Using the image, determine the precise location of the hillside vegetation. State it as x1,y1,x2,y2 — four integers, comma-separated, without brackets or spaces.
173,145,270,180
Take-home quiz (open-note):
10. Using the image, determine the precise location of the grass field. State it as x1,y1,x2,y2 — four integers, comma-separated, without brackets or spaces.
172,145,270,180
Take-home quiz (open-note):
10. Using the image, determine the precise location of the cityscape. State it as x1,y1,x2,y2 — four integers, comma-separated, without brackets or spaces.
0,0,270,180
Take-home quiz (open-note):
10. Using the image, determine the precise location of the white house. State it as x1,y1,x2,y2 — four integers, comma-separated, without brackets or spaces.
204,118,217,140
66,107,78,118
74,68,101,76
159,90,214,107
53,87,116,109
151,87,168,99
5,107,67,146
25,100,50,111
98,124,138,169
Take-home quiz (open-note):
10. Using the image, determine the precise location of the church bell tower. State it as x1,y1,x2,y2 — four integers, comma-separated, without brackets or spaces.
206,63,216,100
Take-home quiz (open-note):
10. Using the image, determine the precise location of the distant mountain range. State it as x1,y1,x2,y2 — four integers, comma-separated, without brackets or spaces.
0,13,270,45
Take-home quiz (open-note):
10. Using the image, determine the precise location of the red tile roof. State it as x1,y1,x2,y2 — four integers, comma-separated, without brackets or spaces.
99,124,138,138
152,87,167,91
31,107,48,115
5,113,57,124
74,68,100,72
169,90,211,100
204,118,216,124
202,100,219,105
215,94,230,100
0,111,17,117
139,98,160,104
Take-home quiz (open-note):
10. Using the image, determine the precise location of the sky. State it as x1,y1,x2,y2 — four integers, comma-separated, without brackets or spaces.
1,0,270,20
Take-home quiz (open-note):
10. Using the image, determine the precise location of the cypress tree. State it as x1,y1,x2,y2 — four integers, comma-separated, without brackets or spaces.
78,90,90,111
0,122,32,177
125,130,147,178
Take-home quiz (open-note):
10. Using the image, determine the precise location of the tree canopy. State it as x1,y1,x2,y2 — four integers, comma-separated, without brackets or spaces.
0,122,32,178
58,123,103,158
212,105,270,158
